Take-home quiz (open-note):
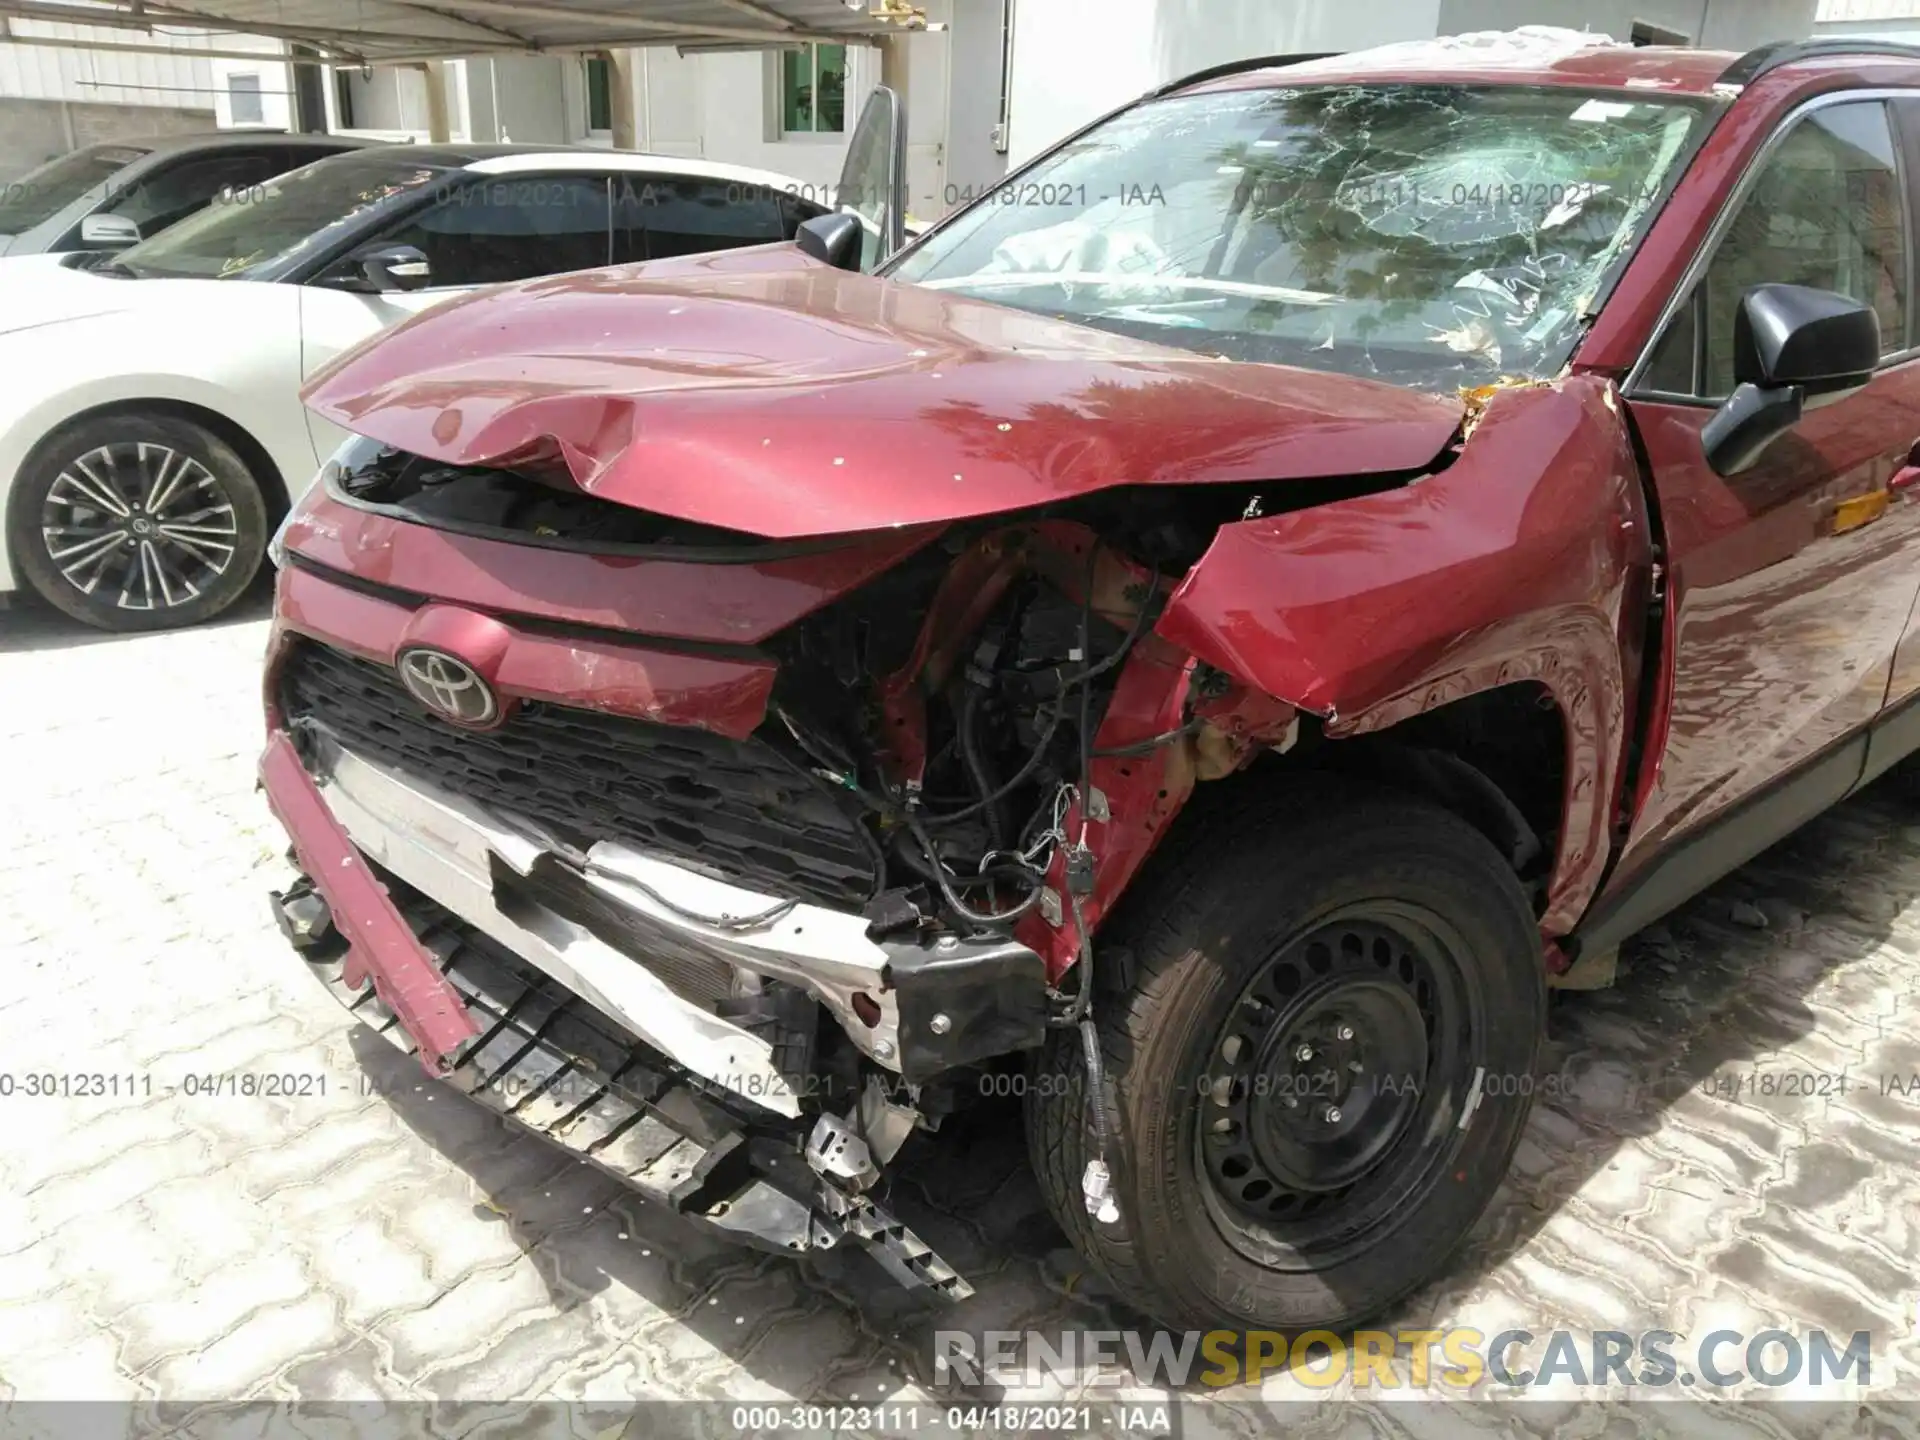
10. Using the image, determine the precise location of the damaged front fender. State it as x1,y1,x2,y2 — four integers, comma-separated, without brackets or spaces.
1154,376,1655,934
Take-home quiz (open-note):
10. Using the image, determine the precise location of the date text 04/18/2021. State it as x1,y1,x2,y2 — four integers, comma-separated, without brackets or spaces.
5,1067,1918,1103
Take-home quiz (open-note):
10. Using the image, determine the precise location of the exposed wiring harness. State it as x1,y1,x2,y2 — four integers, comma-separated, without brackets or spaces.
1093,718,1203,757
1054,546,1162,1224
959,684,1008,851
772,544,1165,956
902,810,1049,927
907,548,1166,930
778,542,1164,1222
917,700,1066,831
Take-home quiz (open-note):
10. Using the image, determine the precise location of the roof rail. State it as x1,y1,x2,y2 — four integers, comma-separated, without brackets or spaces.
1719,36,1920,87
1149,52,1341,98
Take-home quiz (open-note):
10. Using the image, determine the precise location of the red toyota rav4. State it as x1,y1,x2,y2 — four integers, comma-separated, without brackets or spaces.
259,29,1920,1331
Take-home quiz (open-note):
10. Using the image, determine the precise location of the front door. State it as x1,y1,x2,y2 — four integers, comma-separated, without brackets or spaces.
1617,95,1920,873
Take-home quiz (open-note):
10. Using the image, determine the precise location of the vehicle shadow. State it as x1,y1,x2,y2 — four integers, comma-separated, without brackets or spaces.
346,771,1920,1404
1431,770,1920,1357
0,582,273,654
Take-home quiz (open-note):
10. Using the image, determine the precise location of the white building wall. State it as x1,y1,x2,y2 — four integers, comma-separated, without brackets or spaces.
1004,0,1444,165
477,55,569,143
0,16,279,175
1814,0,1920,38
633,48,705,158
207,47,295,131
1437,0,1815,46
1002,0,1817,168
0,17,216,106
687,48,884,191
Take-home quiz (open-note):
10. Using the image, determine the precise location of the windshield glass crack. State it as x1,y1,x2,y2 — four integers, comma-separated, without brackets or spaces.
890,82,1706,389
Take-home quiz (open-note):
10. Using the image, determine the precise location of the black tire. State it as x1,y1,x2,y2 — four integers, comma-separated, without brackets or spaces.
8,411,269,632
1027,774,1544,1331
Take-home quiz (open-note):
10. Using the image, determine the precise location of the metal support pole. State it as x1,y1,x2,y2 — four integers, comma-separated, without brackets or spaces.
600,48,637,149
411,60,452,142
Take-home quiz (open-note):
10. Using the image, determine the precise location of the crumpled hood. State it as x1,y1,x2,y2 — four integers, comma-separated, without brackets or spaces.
301,245,1466,539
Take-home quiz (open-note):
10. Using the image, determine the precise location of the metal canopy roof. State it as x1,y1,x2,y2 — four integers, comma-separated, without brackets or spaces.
0,0,919,63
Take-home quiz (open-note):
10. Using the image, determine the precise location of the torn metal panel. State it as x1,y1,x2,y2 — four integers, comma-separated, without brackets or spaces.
1156,377,1655,934
298,881,972,1300
259,731,480,1075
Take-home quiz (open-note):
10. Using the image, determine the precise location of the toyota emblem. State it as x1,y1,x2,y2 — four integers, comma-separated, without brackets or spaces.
396,647,498,725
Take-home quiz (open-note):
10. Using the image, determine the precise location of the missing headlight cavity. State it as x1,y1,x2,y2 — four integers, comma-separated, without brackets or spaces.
323,438,866,562
753,513,1164,939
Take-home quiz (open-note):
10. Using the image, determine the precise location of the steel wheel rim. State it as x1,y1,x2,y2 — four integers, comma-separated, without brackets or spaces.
39,442,238,610
1193,901,1483,1271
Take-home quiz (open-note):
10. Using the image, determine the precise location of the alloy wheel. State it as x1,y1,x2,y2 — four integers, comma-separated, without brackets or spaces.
38,442,239,611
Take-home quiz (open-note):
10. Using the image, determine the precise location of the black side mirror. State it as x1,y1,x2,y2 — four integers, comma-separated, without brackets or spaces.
796,212,863,272
1702,283,1879,476
345,242,432,293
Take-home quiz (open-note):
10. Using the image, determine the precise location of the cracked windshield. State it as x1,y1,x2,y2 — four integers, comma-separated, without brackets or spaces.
889,84,1705,388
109,152,445,280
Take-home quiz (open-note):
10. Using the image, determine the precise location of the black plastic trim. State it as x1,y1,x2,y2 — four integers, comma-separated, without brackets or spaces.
1571,733,1866,958
320,464,891,565
883,941,1050,1083
1719,39,1920,88
1570,92,1730,345
1148,53,1341,98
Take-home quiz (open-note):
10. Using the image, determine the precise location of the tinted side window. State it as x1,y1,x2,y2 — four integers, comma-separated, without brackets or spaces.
779,193,828,239
1641,290,1698,395
385,175,612,286
100,151,283,235
612,175,788,263
276,146,346,176
1694,100,1909,396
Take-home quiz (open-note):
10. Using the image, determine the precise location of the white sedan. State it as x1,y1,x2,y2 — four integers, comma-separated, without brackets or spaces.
0,144,827,630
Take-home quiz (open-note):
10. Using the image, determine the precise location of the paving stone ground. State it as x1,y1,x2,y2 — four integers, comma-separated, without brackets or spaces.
4,591,1919,1430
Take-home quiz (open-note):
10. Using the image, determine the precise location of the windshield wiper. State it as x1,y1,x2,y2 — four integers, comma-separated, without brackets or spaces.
87,260,139,278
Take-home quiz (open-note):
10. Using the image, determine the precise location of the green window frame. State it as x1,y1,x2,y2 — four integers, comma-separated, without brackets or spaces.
780,43,847,135
586,56,613,134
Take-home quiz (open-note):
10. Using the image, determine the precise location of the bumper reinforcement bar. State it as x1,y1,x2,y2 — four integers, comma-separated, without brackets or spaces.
285,873,975,1300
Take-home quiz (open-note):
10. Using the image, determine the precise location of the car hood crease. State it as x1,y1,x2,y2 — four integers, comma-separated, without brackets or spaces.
300,247,1467,539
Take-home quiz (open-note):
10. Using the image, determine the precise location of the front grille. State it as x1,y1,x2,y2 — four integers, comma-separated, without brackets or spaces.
279,639,879,909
